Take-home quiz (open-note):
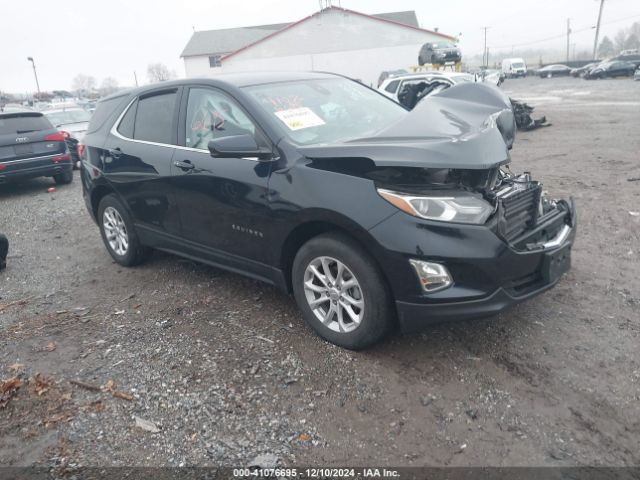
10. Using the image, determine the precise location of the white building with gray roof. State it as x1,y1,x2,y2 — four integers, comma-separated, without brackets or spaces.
180,6,455,87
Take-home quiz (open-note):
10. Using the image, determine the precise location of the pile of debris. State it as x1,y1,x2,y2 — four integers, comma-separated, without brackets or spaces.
510,98,551,131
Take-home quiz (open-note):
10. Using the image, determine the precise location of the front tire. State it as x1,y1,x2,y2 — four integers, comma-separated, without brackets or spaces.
292,233,393,349
98,194,150,266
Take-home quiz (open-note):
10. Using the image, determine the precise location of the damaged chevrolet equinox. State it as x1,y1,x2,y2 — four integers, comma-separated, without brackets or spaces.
80,72,576,349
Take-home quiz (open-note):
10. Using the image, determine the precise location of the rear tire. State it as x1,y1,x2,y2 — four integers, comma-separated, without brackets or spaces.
53,169,73,185
98,194,151,266
292,232,393,349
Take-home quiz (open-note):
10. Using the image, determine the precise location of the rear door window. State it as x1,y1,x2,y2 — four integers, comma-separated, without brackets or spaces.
134,91,178,144
0,113,53,135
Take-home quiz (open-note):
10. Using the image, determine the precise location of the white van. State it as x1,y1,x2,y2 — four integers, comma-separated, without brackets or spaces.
501,58,527,78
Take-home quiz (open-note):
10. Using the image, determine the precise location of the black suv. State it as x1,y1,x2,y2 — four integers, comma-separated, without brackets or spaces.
80,73,575,349
0,110,73,185
418,41,462,66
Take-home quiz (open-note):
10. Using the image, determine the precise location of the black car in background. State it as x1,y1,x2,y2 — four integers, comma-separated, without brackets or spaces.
570,62,598,77
418,41,461,65
0,110,73,185
584,60,637,79
612,53,640,69
537,64,572,78
80,73,575,349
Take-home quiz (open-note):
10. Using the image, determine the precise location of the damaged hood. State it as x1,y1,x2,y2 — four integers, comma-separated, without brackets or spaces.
298,83,515,170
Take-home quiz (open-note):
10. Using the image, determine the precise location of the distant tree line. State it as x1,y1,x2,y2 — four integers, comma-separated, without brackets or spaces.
598,21,640,58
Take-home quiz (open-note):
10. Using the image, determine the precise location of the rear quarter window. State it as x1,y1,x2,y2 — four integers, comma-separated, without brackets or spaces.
87,95,129,134
0,113,53,135
385,80,401,94
117,100,137,138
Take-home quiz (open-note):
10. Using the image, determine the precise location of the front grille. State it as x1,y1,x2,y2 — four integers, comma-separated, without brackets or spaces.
498,184,542,242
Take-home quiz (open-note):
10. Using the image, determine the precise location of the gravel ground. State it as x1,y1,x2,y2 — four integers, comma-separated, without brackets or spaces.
1,76,639,470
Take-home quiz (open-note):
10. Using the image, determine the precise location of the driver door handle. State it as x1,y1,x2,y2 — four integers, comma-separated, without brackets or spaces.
174,159,195,171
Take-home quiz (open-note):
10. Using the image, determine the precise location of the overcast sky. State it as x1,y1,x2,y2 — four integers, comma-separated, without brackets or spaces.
1,0,638,93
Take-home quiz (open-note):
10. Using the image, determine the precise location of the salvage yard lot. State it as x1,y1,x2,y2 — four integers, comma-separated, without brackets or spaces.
1,76,639,468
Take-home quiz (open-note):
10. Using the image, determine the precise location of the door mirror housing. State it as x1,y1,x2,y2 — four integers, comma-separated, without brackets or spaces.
208,134,272,161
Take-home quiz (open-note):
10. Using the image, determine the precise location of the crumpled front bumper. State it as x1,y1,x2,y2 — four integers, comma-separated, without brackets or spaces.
369,198,577,332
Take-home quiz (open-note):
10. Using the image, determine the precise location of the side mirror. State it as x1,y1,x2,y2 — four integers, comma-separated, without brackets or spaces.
208,134,272,161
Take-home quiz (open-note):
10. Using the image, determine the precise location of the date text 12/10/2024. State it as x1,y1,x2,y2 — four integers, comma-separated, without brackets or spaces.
233,468,400,478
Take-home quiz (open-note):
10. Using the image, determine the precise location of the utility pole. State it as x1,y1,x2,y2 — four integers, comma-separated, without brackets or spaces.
566,18,571,62
592,0,605,59
27,57,41,100
482,26,490,68
134,71,139,87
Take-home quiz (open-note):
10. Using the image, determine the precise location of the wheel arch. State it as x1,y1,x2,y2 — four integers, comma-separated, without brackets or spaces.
278,217,393,297
91,183,117,220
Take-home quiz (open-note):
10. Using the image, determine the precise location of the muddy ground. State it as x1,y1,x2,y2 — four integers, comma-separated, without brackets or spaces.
1,76,639,469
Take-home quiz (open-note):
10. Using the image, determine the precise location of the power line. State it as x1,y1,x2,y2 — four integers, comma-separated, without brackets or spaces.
489,13,640,50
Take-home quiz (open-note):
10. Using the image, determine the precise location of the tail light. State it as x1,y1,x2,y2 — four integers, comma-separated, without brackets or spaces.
77,143,86,159
45,131,70,141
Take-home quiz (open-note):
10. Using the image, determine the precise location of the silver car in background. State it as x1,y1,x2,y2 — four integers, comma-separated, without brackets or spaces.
43,108,92,168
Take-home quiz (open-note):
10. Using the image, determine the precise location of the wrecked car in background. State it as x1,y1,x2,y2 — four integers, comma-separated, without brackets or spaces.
584,60,637,79
80,72,576,350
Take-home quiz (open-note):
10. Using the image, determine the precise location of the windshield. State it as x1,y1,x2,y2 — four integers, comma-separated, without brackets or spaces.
512,62,525,68
244,78,407,145
434,42,455,49
44,109,91,126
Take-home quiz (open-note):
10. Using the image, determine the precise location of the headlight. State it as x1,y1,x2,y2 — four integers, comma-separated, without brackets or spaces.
377,188,494,224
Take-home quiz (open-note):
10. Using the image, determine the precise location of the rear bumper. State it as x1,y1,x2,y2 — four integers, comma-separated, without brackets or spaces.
0,158,72,183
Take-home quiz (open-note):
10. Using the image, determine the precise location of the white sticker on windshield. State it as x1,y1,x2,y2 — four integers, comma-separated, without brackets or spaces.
274,107,325,131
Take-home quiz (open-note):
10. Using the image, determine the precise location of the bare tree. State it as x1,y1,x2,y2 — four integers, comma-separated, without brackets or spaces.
623,33,640,51
597,36,615,58
147,63,175,83
72,74,97,96
613,30,627,53
100,77,119,96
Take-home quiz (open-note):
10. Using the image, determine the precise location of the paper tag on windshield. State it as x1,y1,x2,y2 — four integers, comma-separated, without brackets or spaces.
274,107,325,131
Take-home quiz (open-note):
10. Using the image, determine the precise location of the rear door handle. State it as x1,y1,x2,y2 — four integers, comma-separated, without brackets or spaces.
174,159,195,171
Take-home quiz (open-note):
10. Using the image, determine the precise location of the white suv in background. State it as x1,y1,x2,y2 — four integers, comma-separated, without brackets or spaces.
377,71,474,102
